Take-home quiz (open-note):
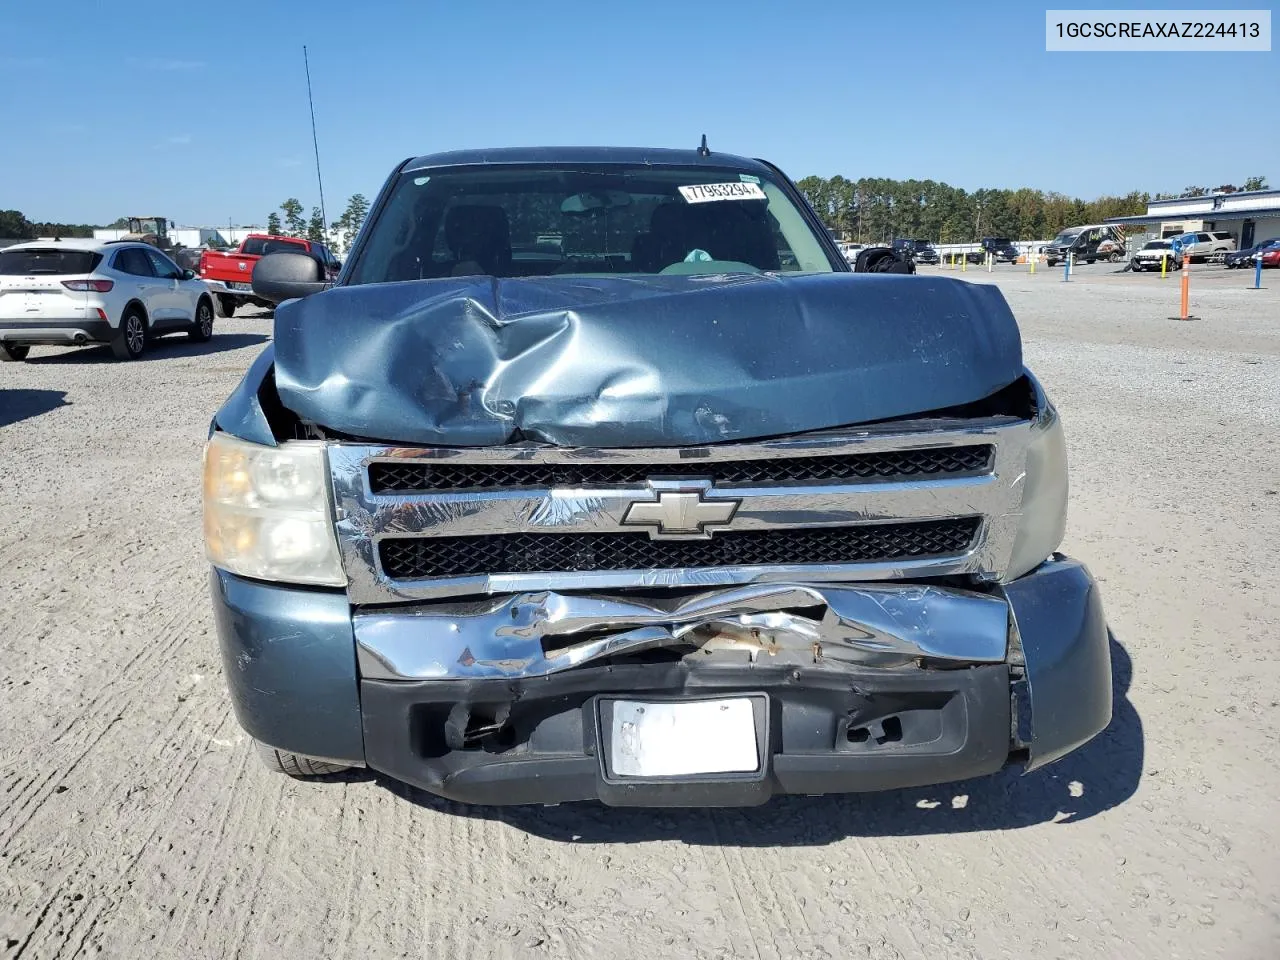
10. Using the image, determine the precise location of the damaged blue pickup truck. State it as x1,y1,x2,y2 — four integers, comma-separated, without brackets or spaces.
204,146,1110,806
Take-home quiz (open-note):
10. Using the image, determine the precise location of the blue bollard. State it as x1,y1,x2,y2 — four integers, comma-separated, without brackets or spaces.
1063,254,1070,282
1256,253,1264,289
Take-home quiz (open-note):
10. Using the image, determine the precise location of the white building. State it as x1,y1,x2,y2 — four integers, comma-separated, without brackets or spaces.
1105,189,1280,249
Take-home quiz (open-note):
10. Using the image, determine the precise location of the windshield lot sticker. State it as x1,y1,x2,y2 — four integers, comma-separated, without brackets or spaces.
679,182,767,204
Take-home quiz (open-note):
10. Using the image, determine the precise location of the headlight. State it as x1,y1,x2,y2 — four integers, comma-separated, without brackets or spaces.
202,432,346,587
1006,391,1069,581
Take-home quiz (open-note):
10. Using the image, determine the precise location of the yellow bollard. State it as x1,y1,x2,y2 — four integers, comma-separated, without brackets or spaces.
962,252,967,273
1161,253,1167,278
1030,253,1036,275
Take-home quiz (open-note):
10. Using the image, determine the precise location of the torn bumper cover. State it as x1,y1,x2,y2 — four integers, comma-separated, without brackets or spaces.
213,556,1109,806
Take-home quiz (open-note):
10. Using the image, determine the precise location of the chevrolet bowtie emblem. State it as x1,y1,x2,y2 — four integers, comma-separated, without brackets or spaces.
621,482,740,538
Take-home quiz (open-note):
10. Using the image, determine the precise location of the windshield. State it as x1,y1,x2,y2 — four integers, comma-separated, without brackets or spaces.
1051,230,1081,246
241,237,308,257
989,238,1012,246
1143,241,1171,250
0,248,102,275
348,164,837,285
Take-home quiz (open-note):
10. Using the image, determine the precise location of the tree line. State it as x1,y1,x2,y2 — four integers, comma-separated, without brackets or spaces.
1,193,373,252
794,175,1270,243
6,173,1267,248
1157,176,1268,199
0,210,98,239
266,194,369,253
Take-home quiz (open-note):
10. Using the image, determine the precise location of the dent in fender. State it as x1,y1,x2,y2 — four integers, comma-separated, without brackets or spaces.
212,345,278,447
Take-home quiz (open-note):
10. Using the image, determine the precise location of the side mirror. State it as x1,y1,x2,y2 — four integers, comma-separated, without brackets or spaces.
252,252,327,303
181,268,197,281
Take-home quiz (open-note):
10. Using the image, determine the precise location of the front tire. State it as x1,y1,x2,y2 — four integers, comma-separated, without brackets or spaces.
110,308,147,361
1,343,30,362
254,740,352,778
188,298,214,342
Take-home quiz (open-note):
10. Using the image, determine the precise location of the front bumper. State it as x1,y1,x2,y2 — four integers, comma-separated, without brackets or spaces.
0,319,114,345
211,556,1110,806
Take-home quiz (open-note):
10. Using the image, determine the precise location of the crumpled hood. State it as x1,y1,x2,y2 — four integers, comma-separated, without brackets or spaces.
271,272,1023,447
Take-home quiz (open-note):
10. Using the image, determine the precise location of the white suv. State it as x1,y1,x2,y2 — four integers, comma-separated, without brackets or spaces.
0,239,215,362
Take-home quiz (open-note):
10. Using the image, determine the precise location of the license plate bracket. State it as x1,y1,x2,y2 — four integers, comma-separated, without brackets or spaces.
596,694,769,782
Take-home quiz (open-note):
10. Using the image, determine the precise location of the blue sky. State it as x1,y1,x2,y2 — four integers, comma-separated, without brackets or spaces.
2,0,1275,226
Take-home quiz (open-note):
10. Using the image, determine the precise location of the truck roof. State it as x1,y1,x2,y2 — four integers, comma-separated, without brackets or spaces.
404,145,773,175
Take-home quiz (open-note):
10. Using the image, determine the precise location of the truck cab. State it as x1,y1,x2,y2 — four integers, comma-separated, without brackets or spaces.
981,238,1020,263
123,216,171,249
891,238,939,265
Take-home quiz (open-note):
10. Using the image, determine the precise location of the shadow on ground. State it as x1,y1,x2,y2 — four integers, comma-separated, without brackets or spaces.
23,332,269,364
365,635,1141,846
0,389,69,428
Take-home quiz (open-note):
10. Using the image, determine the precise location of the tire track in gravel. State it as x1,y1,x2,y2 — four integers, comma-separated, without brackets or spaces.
220,785,289,960
9,682,235,957
151,711,254,957
702,810,767,960
325,784,365,960
0,584,205,851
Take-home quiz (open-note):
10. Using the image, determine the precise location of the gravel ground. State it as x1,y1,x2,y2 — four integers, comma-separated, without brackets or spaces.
1,273,1278,960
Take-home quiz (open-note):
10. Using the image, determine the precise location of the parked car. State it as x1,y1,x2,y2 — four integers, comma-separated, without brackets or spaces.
964,237,1020,265
837,242,865,263
1259,245,1280,268
1130,239,1181,272
1169,231,1236,263
1224,238,1280,268
891,238,939,265
1044,225,1126,266
171,247,204,274
200,234,341,316
0,239,215,361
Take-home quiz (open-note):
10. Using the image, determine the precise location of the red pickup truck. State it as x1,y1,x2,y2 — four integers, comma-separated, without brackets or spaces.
201,234,341,316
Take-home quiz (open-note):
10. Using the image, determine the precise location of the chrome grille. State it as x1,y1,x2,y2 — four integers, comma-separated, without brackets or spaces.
326,418,1031,603
378,519,982,581
367,445,994,493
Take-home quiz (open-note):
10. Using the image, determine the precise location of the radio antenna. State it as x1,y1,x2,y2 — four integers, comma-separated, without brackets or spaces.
303,45,328,241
